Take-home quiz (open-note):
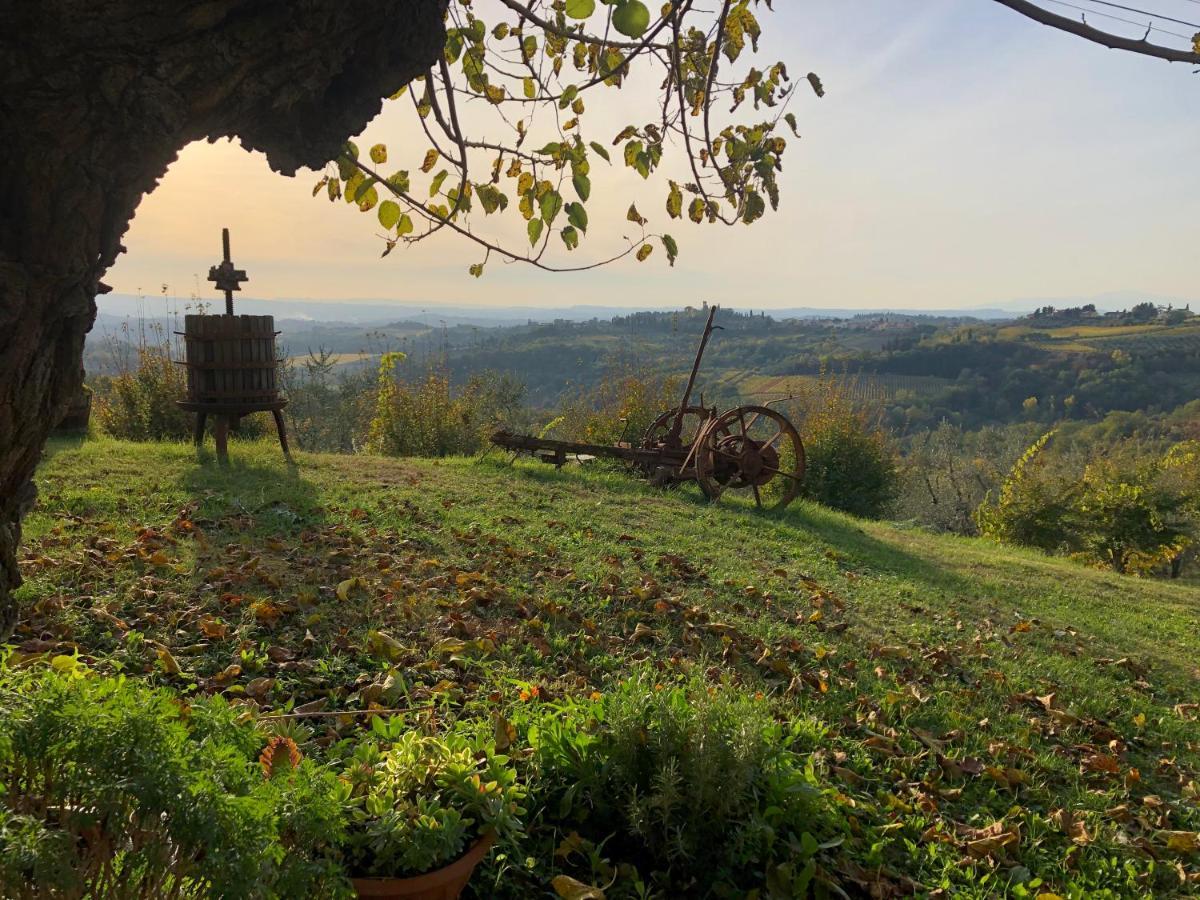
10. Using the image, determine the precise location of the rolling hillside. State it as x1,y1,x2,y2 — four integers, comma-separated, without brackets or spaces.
13,438,1200,896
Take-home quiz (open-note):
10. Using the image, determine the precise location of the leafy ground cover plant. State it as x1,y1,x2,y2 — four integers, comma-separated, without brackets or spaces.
514,670,839,896
0,662,345,899
329,720,525,879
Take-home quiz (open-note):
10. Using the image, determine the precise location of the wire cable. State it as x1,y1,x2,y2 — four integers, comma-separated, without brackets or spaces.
1075,0,1200,28
1039,0,1196,39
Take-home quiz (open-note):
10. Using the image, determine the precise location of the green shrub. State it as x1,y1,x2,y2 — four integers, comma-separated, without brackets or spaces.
0,664,346,899
328,722,524,878
791,373,898,518
552,365,681,446
1074,457,1191,574
519,671,832,894
367,352,525,456
278,348,378,453
975,430,1080,553
92,335,193,441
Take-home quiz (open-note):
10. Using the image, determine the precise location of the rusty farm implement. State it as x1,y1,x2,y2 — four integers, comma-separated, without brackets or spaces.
490,306,806,510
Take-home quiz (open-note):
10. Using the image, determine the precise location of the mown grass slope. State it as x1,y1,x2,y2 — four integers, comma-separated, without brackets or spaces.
13,437,1200,897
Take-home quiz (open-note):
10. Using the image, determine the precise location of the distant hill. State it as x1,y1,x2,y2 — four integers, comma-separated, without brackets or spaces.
96,290,1194,327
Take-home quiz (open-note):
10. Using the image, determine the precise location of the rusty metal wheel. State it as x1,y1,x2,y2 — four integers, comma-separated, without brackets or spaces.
641,405,716,452
694,405,805,509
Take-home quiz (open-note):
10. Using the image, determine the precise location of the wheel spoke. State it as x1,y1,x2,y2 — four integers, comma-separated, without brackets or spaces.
760,464,802,482
763,426,786,450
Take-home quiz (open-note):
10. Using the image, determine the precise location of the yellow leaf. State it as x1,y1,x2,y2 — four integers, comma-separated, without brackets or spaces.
367,629,405,662
149,550,170,566
250,600,282,624
336,577,363,601
199,616,229,639
630,622,656,642
1162,830,1200,853
1133,712,1146,728
551,875,605,900
494,713,516,751
156,647,181,675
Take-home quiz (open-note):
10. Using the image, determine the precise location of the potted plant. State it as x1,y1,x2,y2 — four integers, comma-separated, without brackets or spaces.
333,728,525,899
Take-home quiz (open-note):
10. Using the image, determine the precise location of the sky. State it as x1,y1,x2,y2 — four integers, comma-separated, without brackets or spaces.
105,1,1200,311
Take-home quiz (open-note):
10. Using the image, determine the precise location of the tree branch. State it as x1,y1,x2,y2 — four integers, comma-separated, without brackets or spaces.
992,0,1200,64
354,158,651,273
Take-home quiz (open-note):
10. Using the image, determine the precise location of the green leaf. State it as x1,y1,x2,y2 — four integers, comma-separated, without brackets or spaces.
666,181,683,219
742,191,766,224
566,202,588,233
540,190,563,225
386,170,411,194
688,197,705,224
523,77,536,99
429,169,449,197
612,0,651,38
589,141,611,163
807,72,825,98
528,217,545,246
636,243,653,262
445,30,464,63
377,200,401,230
369,144,387,165
572,173,591,202
357,186,378,212
661,234,678,266
627,204,646,226
561,227,580,250
559,85,579,110
623,140,643,169
397,214,414,236
565,0,596,19
784,113,800,137
469,262,485,278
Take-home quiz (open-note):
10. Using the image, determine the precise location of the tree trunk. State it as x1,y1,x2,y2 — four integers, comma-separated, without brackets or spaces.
0,0,446,640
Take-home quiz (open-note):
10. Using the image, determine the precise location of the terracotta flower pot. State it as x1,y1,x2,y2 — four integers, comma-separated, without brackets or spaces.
350,831,497,900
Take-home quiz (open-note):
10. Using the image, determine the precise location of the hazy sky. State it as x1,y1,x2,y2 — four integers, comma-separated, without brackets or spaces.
106,2,1200,310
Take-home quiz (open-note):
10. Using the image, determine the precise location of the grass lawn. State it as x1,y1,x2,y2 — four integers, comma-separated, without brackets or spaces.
11,437,1200,897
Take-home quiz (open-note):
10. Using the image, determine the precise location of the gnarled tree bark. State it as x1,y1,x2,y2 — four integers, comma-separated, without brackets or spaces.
0,1,446,640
